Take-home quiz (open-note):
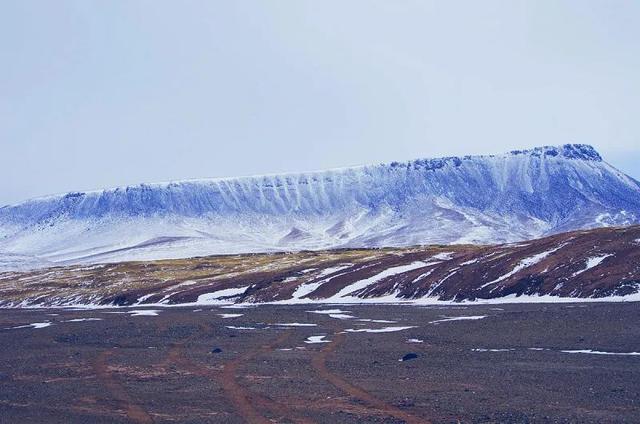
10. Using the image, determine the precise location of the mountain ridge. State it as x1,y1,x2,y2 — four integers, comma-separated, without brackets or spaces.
1,144,639,269
0,143,609,209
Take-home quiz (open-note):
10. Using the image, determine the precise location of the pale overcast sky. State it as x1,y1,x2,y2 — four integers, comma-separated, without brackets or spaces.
1,1,639,205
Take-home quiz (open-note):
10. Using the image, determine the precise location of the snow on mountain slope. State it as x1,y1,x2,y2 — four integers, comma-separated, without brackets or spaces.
2,225,639,307
1,144,639,269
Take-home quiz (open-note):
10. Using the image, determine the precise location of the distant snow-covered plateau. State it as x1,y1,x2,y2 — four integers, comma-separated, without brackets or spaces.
1,144,639,271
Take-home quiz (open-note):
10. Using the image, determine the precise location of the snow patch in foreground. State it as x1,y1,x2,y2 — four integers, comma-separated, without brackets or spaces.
8,322,52,329
218,313,243,319
274,322,317,327
470,347,640,356
129,310,160,316
220,304,257,309
328,313,355,319
304,335,330,344
431,252,454,261
429,315,487,324
63,318,103,322
344,326,415,333
307,309,351,315
561,349,640,356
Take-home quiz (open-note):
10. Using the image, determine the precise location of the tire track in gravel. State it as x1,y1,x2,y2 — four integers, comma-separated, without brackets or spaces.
310,331,429,424
92,350,154,424
168,326,314,424
219,330,307,424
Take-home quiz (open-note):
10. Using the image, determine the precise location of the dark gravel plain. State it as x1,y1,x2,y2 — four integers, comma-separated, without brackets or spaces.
0,302,638,423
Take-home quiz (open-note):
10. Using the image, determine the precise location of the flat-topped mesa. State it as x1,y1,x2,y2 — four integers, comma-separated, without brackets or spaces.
0,143,638,270
1,144,604,209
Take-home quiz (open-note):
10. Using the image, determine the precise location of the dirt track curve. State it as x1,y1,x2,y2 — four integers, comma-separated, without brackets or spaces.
92,350,154,424
310,331,429,424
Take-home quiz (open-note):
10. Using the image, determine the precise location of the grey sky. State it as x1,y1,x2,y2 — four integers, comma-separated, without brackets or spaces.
1,1,639,206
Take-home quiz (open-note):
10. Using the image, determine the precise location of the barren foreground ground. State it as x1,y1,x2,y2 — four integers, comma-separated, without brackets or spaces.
0,303,638,423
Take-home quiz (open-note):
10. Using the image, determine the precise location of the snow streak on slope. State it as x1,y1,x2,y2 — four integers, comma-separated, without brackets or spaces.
328,261,429,300
480,244,567,289
570,254,613,277
1,144,639,270
1,225,640,307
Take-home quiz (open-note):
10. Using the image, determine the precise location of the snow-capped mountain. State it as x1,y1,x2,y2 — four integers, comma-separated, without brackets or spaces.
1,144,639,269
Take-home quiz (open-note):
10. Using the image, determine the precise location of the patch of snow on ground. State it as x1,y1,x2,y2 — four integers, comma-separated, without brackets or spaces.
430,315,487,324
9,322,52,329
432,252,453,261
218,313,243,319
329,261,430,299
226,326,256,330
291,282,324,299
220,304,256,309
426,269,459,297
407,338,424,343
328,313,355,319
561,349,640,356
316,264,353,279
129,310,160,316
304,335,330,344
63,318,103,322
480,244,566,289
411,269,435,283
571,254,614,277
308,309,351,315
286,265,357,302
344,326,415,333
460,293,640,304
358,319,397,323
196,286,249,304
135,293,156,304
472,348,514,352
274,322,317,327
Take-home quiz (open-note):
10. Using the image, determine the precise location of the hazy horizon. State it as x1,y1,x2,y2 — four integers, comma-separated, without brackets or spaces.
2,1,639,205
